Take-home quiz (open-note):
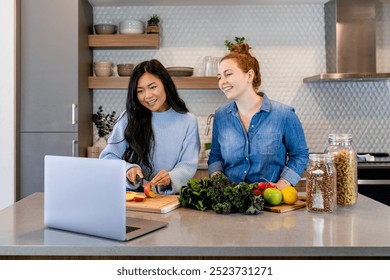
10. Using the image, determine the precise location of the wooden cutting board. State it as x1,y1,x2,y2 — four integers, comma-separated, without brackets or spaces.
126,194,180,214
264,200,306,213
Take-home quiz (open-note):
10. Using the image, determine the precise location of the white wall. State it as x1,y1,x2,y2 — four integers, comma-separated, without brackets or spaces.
0,0,16,210
93,5,390,153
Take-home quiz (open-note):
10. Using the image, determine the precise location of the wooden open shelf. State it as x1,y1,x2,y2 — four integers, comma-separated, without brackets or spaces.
88,34,160,48
88,76,219,89
87,34,219,90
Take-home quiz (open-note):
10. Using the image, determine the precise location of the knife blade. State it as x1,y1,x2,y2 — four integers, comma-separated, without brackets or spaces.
136,174,157,193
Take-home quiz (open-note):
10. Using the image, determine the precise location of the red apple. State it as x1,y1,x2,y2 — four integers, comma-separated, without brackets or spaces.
126,192,136,201
133,194,146,202
143,182,156,198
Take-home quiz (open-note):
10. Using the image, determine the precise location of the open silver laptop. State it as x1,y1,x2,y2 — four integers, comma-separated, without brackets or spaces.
44,155,167,241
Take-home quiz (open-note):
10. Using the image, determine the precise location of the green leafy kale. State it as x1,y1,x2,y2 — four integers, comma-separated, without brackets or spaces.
179,174,264,215
178,177,211,211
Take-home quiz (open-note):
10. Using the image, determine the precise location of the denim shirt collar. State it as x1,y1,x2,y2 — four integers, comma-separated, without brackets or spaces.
227,92,271,115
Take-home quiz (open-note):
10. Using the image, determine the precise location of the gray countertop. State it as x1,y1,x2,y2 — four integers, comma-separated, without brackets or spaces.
1,193,389,257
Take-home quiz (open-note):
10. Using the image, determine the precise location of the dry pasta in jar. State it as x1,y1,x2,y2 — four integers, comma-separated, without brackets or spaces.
324,133,358,206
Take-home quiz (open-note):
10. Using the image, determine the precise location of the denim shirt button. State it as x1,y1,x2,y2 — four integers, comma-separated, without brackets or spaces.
244,170,247,174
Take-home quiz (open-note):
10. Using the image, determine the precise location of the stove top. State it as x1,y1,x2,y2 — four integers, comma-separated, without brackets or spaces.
358,153,389,157
357,153,390,163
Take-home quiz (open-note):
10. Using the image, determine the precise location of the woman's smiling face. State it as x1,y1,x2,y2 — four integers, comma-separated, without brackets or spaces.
137,72,170,112
217,58,252,100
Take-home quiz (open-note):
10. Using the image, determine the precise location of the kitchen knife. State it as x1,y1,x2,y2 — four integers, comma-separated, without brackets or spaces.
136,174,157,193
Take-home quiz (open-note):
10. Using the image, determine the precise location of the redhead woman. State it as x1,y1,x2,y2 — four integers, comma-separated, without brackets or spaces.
208,43,309,189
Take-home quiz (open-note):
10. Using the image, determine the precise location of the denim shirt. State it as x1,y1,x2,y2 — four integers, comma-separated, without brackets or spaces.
208,93,309,186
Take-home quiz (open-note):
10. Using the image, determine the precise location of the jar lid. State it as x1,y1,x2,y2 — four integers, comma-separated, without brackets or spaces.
309,153,334,162
328,133,353,142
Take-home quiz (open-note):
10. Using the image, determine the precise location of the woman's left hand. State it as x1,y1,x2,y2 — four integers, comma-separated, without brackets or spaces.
275,178,291,190
150,170,171,187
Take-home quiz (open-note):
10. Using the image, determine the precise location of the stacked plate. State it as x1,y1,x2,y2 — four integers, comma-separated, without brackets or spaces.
119,19,144,34
166,67,194,77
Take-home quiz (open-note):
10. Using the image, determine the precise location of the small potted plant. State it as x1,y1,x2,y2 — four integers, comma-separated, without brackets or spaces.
224,36,247,51
146,14,160,34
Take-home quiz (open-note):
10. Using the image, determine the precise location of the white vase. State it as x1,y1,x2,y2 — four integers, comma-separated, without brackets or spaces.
94,137,107,149
88,137,107,158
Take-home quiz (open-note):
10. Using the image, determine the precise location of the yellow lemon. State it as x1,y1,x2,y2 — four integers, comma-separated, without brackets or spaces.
281,186,298,205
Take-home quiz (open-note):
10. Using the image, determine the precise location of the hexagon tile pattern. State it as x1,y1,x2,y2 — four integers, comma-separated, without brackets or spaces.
92,4,390,153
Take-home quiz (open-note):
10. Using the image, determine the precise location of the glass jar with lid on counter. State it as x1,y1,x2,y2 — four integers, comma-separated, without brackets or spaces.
324,133,358,206
306,154,337,213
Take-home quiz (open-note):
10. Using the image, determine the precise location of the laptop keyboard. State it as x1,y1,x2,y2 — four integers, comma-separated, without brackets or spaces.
126,226,140,233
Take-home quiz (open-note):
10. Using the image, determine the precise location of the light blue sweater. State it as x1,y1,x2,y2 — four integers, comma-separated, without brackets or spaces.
99,108,200,194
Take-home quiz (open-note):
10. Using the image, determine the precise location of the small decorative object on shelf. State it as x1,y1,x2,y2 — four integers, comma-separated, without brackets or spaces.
88,106,118,158
224,36,247,51
146,14,160,34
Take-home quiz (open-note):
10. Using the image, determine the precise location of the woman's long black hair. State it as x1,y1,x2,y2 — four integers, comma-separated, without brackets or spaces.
122,59,189,178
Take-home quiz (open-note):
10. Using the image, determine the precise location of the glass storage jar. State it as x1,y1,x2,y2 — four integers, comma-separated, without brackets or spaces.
324,133,358,206
306,154,337,213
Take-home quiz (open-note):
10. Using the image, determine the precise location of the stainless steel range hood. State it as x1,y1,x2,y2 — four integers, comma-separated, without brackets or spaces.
303,0,390,83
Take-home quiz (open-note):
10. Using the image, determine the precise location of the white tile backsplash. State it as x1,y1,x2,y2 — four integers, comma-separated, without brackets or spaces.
92,4,390,153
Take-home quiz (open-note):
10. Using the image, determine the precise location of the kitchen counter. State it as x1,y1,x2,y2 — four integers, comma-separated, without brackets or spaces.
1,193,389,258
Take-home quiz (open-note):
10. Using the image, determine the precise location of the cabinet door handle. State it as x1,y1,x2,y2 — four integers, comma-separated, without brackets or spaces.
72,140,78,157
71,103,78,125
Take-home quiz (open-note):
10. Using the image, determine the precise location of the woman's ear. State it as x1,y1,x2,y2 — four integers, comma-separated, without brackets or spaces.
247,69,255,84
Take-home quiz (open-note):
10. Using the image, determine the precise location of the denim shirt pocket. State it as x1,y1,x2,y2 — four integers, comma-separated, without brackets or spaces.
253,133,281,155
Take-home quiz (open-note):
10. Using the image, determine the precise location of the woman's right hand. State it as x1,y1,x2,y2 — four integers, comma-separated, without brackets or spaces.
126,167,144,184
209,171,223,178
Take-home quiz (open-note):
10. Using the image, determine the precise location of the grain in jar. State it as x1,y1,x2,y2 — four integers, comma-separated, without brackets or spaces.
306,154,337,213
325,134,358,206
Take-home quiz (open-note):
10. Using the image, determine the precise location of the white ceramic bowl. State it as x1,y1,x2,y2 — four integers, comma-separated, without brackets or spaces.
119,19,144,34
120,19,144,28
120,28,144,34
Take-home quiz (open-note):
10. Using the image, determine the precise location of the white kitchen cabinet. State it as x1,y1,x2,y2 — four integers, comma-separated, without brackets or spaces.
18,0,93,198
